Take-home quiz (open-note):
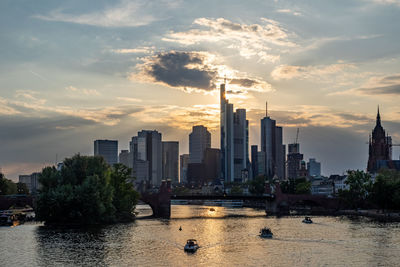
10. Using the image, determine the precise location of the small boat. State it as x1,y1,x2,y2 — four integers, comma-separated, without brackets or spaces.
302,216,313,224
259,227,273,238
0,211,22,226
209,208,215,211
184,239,199,253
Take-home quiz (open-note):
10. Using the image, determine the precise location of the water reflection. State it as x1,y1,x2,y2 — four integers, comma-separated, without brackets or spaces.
0,205,399,266
35,226,107,266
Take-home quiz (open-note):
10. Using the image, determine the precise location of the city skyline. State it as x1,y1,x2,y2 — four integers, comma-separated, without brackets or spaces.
1,0,400,180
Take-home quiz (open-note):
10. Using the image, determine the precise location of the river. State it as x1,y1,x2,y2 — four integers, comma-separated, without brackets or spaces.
1,205,400,266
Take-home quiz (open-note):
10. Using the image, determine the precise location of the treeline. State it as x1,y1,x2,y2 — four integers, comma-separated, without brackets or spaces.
35,154,140,225
338,169,400,211
0,173,29,195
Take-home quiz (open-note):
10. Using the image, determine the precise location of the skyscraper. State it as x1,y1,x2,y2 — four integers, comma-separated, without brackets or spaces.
367,107,393,173
220,83,234,182
162,141,179,183
119,150,131,168
220,83,249,182
180,154,189,183
251,145,259,178
307,158,321,177
260,104,285,180
287,143,303,179
133,130,163,186
94,139,118,166
189,125,211,163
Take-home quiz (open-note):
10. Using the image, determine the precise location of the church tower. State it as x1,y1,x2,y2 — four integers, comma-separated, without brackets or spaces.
367,107,392,173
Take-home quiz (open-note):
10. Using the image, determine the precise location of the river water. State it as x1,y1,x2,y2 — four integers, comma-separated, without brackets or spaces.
1,205,400,266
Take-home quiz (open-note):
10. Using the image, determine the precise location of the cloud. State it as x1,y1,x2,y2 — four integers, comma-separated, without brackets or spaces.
33,1,157,27
162,18,296,63
111,46,155,54
355,74,400,95
65,86,100,96
276,9,302,16
271,62,356,80
369,0,400,7
131,51,273,94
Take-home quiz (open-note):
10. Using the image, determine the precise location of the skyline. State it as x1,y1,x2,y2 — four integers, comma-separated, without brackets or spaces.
1,0,400,179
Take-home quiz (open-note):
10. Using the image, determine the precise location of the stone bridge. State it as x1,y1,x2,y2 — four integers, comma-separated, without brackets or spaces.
265,182,341,215
139,181,341,218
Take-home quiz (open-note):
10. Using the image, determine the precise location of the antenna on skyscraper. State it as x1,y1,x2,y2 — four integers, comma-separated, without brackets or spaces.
266,101,268,117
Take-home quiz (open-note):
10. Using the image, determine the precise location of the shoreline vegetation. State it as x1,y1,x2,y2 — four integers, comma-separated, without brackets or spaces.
35,154,139,226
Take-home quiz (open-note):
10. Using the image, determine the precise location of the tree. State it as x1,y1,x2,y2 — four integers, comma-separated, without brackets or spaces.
0,173,17,195
280,178,311,195
35,154,139,225
340,170,372,208
369,169,400,211
249,175,266,195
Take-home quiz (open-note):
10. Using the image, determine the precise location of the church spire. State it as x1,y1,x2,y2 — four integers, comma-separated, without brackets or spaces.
376,105,381,127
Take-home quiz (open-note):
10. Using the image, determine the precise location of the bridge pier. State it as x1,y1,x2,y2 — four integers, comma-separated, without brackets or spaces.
140,180,171,218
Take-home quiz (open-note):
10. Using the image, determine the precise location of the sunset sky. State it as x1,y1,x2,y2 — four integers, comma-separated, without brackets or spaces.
1,0,400,180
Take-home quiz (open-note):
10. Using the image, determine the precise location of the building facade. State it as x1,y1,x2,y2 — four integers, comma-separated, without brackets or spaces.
287,143,304,179
367,108,393,173
260,106,285,180
133,130,163,186
307,158,321,177
220,83,249,183
251,145,258,179
94,139,118,166
189,125,211,164
162,141,179,183
180,154,189,184
18,172,41,195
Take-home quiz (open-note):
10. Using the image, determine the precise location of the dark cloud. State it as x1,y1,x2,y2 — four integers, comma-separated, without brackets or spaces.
141,51,217,91
358,84,400,95
230,78,258,87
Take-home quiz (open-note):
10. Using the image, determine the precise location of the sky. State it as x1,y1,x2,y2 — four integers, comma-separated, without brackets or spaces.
1,0,400,180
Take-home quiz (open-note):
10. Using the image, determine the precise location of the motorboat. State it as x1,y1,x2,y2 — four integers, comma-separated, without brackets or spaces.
209,208,215,211
184,239,199,252
0,210,23,226
259,227,273,238
302,216,313,224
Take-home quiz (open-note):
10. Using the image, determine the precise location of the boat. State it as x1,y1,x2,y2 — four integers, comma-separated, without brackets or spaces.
209,208,215,211
302,216,313,224
184,239,199,252
259,227,273,238
0,210,23,226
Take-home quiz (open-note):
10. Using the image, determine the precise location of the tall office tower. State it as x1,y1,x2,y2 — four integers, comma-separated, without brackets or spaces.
189,125,211,163
94,139,118,166
162,141,179,183
260,103,285,180
287,143,303,179
19,172,41,195
233,109,249,182
220,82,235,182
367,107,392,173
257,151,266,175
203,148,221,183
180,154,190,184
307,158,321,177
119,150,131,168
251,145,259,179
134,130,163,186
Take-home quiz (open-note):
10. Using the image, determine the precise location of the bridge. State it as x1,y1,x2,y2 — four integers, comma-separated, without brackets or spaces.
140,181,341,218
0,195,35,210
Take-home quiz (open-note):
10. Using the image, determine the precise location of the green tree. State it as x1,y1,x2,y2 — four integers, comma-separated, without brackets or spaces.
35,154,139,225
110,164,140,221
340,170,372,208
230,185,243,195
249,175,266,195
369,169,400,211
295,179,311,194
0,173,17,195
